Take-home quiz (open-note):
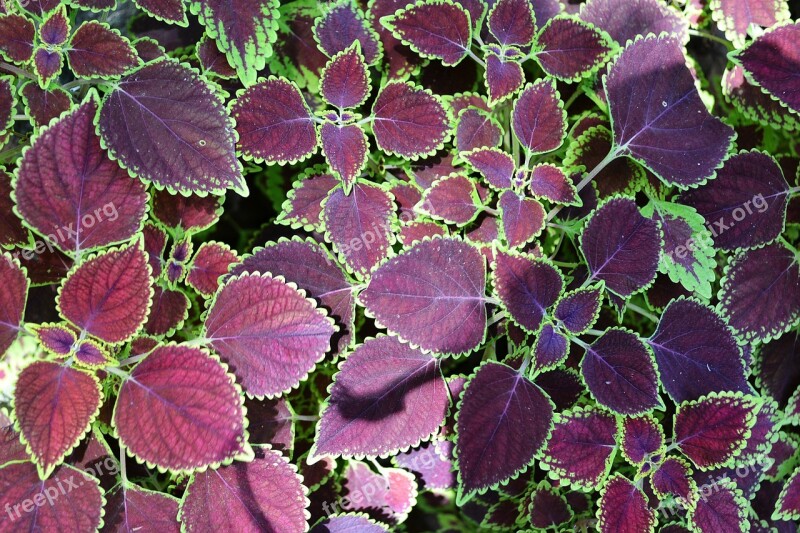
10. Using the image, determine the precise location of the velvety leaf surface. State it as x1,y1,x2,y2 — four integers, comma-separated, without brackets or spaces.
580,198,661,297
534,16,614,81
0,255,27,356
689,479,748,532
0,14,35,63
320,123,369,190
231,77,317,165
485,53,524,105
179,445,308,532
320,43,370,108
34,48,63,86
487,0,536,46
13,361,100,477
144,286,189,336
736,23,800,114
528,484,573,528
196,36,236,79
14,98,148,255
372,82,449,158
312,335,449,459
360,237,487,355
68,22,139,78
529,164,580,205
463,148,514,189
533,324,569,371
58,243,151,343
605,36,735,187
597,475,656,533
19,82,72,129
187,242,238,296
648,298,750,403
492,251,562,333
554,286,602,333
98,59,245,195
134,0,185,24
315,1,381,65
512,80,566,154
114,344,248,471
712,0,789,47
104,484,180,533
499,191,545,248
621,415,663,464
278,171,338,231
456,362,553,495
580,0,688,45
204,272,335,397
419,174,481,226
651,457,693,499
455,108,503,152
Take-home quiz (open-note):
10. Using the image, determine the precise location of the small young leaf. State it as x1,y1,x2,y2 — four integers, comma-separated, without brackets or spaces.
527,483,574,528
529,164,581,205
73,339,112,368
651,457,694,500
33,48,63,87
104,484,180,533
0,14,35,63
418,174,481,226
320,42,370,109
463,147,515,189
320,122,369,191
597,475,656,533
485,53,524,106
492,251,562,333
196,35,236,79
277,170,338,231
498,190,545,248
620,415,664,465
29,323,76,356
314,0,382,65
187,242,239,296
512,80,567,155
533,323,569,371
152,189,222,235
0,255,28,357
554,286,602,334
455,108,503,152
40,8,69,46
487,0,536,47
395,440,455,490
534,16,614,82
67,22,140,78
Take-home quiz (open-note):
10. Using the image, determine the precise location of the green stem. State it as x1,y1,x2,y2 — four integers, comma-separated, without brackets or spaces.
627,302,659,323
563,86,584,111
0,62,35,80
545,146,620,223
466,49,486,69
688,29,733,51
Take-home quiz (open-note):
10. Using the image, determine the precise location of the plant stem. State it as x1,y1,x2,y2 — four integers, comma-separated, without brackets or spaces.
466,49,486,69
563,86,584,110
627,302,659,323
583,329,605,336
118,352,149,367
13,114,30,121
105,366,130,380
0,62,35,80
688,29,732,51
545,146,620,223
292,414,319,422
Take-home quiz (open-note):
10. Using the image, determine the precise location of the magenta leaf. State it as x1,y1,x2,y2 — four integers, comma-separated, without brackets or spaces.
0,255,28,357
187,242,238,296
651,457,694,500
533,323,569,371
57,242,152,343
0,14,35,63
711,0,789,47
33,48,63,87
204,272,336,397
722,64,795,131
689,478,748,532
104,484,180,533
320,123,369,191
144,286,190,337
620,415,664,465
0,462,103,530
314,0,382,65
30,323,76,356
499,191,545,248
179,445,308,531
529,164,581,205
399,220,448,245
19,82,72,129
455,362,554,498
597,475,656,533
463,147,514,189
674,392,758,469
152,190,222,235
512,80,567,154
605,36,735,187
143,223,167,279
492,251,562,333
323,182,395,277
485,53,524,106
40,8,69,47
418,174,481,226
14,97,148,255
735,22,800,114
581,328,661,415
114,344,249,471
554,286,602,334
541,406,618,490
580,197,661,297
718,242,800,342
98,59,245,196
534,16,614,82
579,0,689,46
190,0,280,84
312,335,449,460
13,361,101,477
73,339,111,368
487,0,536,46
381,0,472,66
67,22,140,78
278,170,338,232
359,237,487,355
232,77,317,165
342,461,417,521
320,42,370,109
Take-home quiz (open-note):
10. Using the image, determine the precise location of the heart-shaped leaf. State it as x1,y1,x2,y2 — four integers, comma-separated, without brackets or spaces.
485,53,524,105
512,80,566,154
534,15,614,82
597,475,656,533
492,251,563,333
315,0,382,65
67,21,140,78
320,122,369,191
463,147,514,189
487,0,536,46
529,164,580,205
33,49,63,87
0,255,28,357
418,174,481,226
104,484,180,533
320,42,370,109
499,190,545,248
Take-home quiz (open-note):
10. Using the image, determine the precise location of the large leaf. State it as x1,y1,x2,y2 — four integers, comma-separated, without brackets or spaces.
512,79,566,154
97,59,245,196
190,0,280,85
179,445,308,531
67,21,140,78
648,298,750,404
0,255,27,357
455,362,553,498
579,0,688,45
57,242,152,344
605,36,735,187
114,344,249,471
597,475,656,533
311,335,449,460
103,483,180,533
203,272,336,397
14,97,147,256
13,361,101,478
359,237,487,355
491,251,562,333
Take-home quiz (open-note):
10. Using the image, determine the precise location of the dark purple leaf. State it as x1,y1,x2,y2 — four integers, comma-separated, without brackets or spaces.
534,15,614,81
455,362,554,497
529,164,581,205
0,170,26,248
18,0,61,17
533,324,569,371
187,242,239,296
142,223,167,278
419,174,481,226
196,35,236,79
398,220,448,245
605,36,735,187
689,479,748,532
133,37,165,62
67,21,140,78
564,124,643,198
144,286,189,337
755,330,800,405
722,65,795,131
580,0,688,45
320,42,370,108
33,48,62,86
620,415,664,464
104,484,180,533
19,82,72,129
314,1,382,65
488,0,536,46
407,153,458,188
597,475,656,533
30,323,75,356
455,108,503,152
73,340,110,368
0,14,34,63
736,22,800,113
775,468,800,521
463,147,514,189
499,191,545,248
554,286,602,333
98,59,245,195
278,169,338,231
527,483,573,528
651,457,693,500
40,8,69,46
369,0,423,79
244,397,294,451
485,53,524,105
492,251,562,333
320,123,369,191
359,237,487,355
512,79,567,154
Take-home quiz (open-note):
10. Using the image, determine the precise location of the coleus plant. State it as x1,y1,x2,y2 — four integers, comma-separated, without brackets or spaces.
0,0,799,531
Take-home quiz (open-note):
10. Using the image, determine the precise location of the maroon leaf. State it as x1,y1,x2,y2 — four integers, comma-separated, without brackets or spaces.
278,170,338,231
689,479,748,532
488,0,536,46
40,8,69,46
597,475,656,533
736,23,800,114
651,457,694,500
492,251,562,333
711,0,789,47
554,286,602,334
67,22,140,78
620,414,664,465
0,14,34,63
533,324,569,371
418,174,481,226
34,48,63,86
187,242,238,296
196,36,236,79
144,286,190,337
19,82,72,129
512,80,566,154
133,36,165,62
104,484,180,533
320,42,370,108
580,0,689,46
534,15,614,81
463,147,514,189
485,53,524,106
455,108,503,152
499,190,545,248
527,483,574,528
314,1,382,64
529,164,581,205
320,123,369,191
135,0,187,26
399,220,448,245
775,467,800,521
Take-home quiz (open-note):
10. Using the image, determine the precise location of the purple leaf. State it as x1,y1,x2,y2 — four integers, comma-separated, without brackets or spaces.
14,97,148,255
204,272,336,397
320,42,371,109
133,37,166,62
278,170,338,232
152,189,222,234
30,323,75,356
722,64,795,130
57,242,152,344
512,80,567,154
179,445,308,531
580,0,688,45
554,286,602,334
534,15,614,82
492,250,562,333
674,392,758,469
187,242,239,296
143,223,167,278
196,36,236,79
463,147,515,189
34,48,63,86
565,125,644,198
735,22,800,114
689,479,748,532
371,82,450,159
359,237,487,355
134,0,186,24
0,255,28,356
40,8,69,47
245,397,294,451
533,323,569,371
605,36,735,187
381,0,472,66
620,415,664,465
314,1,382,65
114,344,249,471
455,362,554,497
487,0,537,46
73,340,111,368
0,14,34,63
394,440,455,490
580,197,661,297
418,174,481,226
399,220,448,245
98,59,245,195
651,457,694,500
499,191,545,248
527,483,574,528
19,82,72,129
311,514,390,533
323,182,395,277
189,0,279,84
369,0,423,79
341,461,417,521
320,123,369,191
529,164,581,205
407,153,458,188
597,475,656,533
775,467,800,521
231,77,317,165
648,298,750,403
67,22,140,78
312,335,449,460
581,328,661,415
13,361,101,477
540,406,618,490
144,286,190,337
711,0,790,47
534,368,583,410
455,108,503,152
104,484,180,533
485,53,525,107
718,243,800,342
756,330,800,405
0,462,103,530
679,151,791,251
